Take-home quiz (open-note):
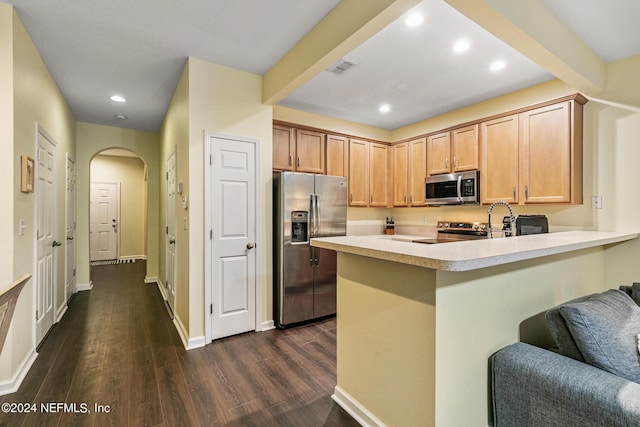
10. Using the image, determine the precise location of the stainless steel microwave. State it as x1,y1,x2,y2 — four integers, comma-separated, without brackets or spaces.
425,170,480,206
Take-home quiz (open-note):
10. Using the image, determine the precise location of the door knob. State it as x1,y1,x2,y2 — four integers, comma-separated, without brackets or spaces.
246,243,255,250
169,239,176,244
52,241,62,247
67,236,74,241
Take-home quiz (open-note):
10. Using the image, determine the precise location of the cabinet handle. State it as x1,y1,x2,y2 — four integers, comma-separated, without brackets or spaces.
512,187,516,200
410,194,413,203
453,157,457,169
370,194,373,204
297,157,300,168
404,194,407,203
445,158,449,169
524,186,529,200
350,193,353,203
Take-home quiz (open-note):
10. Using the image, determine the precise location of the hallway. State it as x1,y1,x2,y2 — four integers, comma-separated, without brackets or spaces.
0,262,358,427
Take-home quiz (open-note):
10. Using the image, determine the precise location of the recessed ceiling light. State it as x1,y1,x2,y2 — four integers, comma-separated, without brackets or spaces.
490,60,506,71
114,114,128,120
110,95,126,103
453,39,470,53
379,104,391,113
404,13,424,27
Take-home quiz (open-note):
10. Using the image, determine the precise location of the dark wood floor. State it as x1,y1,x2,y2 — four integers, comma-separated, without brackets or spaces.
0,262,359,427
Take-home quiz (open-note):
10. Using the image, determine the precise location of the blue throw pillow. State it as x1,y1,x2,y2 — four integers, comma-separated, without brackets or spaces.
559,289,640,383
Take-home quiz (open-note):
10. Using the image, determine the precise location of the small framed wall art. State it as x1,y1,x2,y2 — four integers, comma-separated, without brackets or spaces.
21,155,34,193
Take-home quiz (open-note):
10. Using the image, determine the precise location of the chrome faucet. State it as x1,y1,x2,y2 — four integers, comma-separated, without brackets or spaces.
487,201,515,239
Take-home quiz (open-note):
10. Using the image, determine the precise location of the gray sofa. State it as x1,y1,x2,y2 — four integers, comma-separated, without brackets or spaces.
491,287,640,426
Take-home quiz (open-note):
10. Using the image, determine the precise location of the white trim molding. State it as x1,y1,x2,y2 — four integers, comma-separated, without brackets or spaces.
173,315,205,350
332,386,388,427
76,281,93,292
260,320,275,331
56,304,68,322
0,348,38,396
144,276,159,285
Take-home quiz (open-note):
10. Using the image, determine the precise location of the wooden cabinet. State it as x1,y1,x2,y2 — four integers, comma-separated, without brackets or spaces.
393,142,408,207
427,125,478,175
480,115,519,204
326,134,349,177
408,137,427,206
480,99,583,205
295,129,325,174
427,132,451,175
348,139,391,207
273,124,295,171
272,124,325,173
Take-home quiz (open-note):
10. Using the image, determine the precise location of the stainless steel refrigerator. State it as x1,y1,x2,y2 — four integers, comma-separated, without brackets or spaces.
273,171,347,328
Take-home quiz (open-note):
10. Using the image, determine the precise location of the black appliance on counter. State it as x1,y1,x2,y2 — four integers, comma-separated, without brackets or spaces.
515,215,548,236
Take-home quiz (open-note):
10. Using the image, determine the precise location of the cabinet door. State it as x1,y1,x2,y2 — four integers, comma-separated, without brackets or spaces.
480,115,519,204
519,102,571,203
408,137,426,206
273,124,295,171
296,129,325,174
453,125,478,171
393,143,408,207
369,143,391,207
427,132,451,175
348,139,369,207
326,134,348,177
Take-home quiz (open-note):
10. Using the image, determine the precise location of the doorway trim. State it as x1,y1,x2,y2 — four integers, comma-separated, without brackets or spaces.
204,131,262,344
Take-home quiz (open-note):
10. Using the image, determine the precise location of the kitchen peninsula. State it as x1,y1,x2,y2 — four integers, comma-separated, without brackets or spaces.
312,231,638,427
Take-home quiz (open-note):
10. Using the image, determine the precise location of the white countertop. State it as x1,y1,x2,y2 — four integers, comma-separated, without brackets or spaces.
311,231,638,272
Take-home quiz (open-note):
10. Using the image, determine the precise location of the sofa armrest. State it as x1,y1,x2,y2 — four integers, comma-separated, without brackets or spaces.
491,342,640,427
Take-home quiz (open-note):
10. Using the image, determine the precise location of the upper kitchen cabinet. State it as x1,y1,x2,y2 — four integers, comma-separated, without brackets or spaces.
480,96,585,205
427,125,479,175
393,142,408,207
349,139,392,207
326,134,349,177
273,124,295,171
295,129,325,174
272,124,325,174
408,137,427,206
519,101,582,204
480,115,519,204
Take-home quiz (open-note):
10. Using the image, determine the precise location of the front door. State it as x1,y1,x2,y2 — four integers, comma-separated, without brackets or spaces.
165,148,177,313
36,128,57,344
210,135,257,340
65,156,76,301
90,182,118,261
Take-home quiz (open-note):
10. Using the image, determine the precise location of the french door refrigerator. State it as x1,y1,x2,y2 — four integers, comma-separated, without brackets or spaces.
273,171,347,328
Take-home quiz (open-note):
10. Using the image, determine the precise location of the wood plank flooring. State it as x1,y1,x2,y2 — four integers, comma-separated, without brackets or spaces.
0,262,359,427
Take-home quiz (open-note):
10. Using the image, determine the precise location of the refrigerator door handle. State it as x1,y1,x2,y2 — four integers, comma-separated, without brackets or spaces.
309,194,315,238
314,194,320,237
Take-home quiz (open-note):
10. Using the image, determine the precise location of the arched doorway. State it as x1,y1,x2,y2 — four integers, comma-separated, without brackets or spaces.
89,148,148,265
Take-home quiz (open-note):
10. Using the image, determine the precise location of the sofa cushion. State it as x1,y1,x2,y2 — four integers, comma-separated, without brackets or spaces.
545,294,594,362
559,289,640,383
620,283,640,306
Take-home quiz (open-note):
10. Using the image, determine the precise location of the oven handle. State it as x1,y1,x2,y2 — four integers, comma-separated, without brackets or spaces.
456,175,462,202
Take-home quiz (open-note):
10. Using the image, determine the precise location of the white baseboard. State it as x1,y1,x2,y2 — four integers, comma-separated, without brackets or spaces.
332,385,387,427
0,348,38,397
260,320,275,331
56,304,68,322
173,314,205,350
119,255,146,261
145,276,159,284
76,281,93,292
154,279,168,300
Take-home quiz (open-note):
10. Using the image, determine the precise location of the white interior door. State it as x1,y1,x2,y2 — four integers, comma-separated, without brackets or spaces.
165,148,177,313
65,156,76,301
210,136,257,340
90,182,118,261
36,129,57,344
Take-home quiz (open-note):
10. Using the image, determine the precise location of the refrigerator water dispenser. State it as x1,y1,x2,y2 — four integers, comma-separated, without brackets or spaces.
291,211,308,243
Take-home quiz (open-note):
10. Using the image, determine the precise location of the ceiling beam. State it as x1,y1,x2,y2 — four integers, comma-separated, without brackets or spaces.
262,0,421,105
445,0,606,95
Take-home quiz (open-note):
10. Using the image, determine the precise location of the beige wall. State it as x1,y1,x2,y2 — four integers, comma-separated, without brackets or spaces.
91,154,147,259
76,123,160,287
1,8,75,385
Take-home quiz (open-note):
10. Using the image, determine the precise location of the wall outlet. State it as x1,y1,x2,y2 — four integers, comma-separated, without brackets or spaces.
591,195,603,209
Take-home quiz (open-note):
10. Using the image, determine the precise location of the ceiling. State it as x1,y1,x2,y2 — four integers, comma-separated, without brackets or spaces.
6,0,640,132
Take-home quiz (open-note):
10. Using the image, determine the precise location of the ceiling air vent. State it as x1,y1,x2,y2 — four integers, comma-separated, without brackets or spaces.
327,59,357,74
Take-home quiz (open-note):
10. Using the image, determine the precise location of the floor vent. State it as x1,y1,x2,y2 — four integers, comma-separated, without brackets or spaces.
90,259,136,266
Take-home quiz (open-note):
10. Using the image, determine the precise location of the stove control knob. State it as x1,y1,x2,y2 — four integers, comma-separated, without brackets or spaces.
473,223,479,230
480,224,487,231
443,222,449,228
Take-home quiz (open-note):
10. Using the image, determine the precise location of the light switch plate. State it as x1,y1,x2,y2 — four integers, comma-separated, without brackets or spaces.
591,195,603,209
